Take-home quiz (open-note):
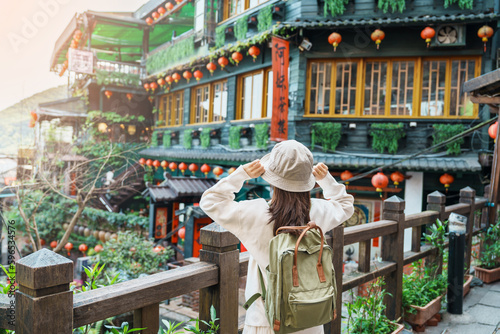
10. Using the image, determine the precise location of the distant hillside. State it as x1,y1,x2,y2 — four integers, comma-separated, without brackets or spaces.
0,86,68,156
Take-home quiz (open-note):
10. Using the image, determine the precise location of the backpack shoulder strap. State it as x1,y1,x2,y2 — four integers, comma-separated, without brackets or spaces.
243,266,266,310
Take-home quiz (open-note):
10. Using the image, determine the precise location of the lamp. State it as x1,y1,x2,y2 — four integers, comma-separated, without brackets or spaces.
298,38,312,52
98,123,108,133
127,125,136,135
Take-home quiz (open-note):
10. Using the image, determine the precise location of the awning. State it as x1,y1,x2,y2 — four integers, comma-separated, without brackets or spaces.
463,68,500,106
37,97,88,120
144,173,217,202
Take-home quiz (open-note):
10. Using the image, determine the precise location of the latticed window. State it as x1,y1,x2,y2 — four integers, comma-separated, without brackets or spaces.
223,0,269,20
364,61,388,116
190,80,228,124
450,59,476,117
421,60,447,117
159,91,184,126
237,68,273,120
192,84,210,124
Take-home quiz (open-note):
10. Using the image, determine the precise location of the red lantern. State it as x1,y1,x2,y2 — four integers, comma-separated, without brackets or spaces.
165,75,173,85
189,163,199,174
439,173,454,192
146,159,153,166
153,160,161,168
30,110,38,122
144,82,150,91
232,51,243,65
206,62,217,75
50,241,57,248
248,46,260,61
165,2,174,10
228,167,236,174
40,239,46,246
146,17,153,25
201,163,211,177
158,7,166,15
420,27,435,48
157,78,166,87
178,227,186,240
179,162,188,174
172,72,181,83
218,56,229,70
371,29,385,49
213,166,223,178
126,93,133,101
193,70,203,81
152,12,160,20
175,0,182,3
150,82,158,92
169,162,178,171
161,160,168,169
104,90,113,99
183,71,193,83
328,32,342,52
340,170,353,188
153,245,165,253
390,171,405,188
139,158,146,165
94,244,103,253
148,96,155,104
478,25,494,52
79,244,88,252
489,122,498,140
74,30,82,39
64,242,73,256
371,172,389,197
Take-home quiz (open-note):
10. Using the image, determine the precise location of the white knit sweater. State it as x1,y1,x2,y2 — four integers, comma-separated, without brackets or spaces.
200,166,354,334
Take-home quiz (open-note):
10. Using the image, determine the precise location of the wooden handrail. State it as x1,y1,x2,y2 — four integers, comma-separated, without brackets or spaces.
344,220,397,245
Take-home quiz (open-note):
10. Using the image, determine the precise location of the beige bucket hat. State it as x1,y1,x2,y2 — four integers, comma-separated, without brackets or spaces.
260,140,316,192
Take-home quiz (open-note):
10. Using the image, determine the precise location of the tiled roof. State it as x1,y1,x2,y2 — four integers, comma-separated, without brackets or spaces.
139,148,482,172
145,175,216,202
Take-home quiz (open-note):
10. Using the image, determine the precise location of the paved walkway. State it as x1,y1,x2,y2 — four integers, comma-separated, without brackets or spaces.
405,279,500,334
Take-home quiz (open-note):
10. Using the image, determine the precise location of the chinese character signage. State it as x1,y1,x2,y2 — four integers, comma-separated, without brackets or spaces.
271,37,289,142
68,48,93,74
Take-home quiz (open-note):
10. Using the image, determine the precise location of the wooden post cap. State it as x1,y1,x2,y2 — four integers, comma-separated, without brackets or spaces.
17,248,73,290
383,195,405,212
460,186,476,198
200,223,239,248
427,191,446,204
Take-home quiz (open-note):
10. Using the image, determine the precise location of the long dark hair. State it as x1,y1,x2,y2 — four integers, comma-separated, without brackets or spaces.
268,187,311,236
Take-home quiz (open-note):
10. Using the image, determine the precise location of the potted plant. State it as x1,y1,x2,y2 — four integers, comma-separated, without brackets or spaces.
345,277,404,334
474,222,500,283
463,272,473,297
402,219,447,326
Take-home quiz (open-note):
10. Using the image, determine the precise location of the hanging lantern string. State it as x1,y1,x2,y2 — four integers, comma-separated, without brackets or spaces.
312,115,499,193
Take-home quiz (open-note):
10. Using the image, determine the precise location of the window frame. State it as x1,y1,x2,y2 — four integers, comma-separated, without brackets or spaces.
189,79,229,125
222,0,270,22
235,67,273,121
159,90,184,127
305,56,481,119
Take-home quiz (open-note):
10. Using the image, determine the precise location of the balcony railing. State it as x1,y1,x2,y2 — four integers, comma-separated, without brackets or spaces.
95,60,146,87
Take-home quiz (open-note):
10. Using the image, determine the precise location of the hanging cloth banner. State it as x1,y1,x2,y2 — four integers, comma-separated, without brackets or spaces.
271,37,289,142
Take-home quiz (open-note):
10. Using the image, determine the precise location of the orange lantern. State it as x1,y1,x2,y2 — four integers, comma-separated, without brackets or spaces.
213,166,223,178
178,227,186,240
79,244,88,252
371,29,385,49
94,244,103,253
228,167,236,174
153,245,165,253
193,70,203,81
371,172,389,197
248,46,260,61
183,71,193,83
139,158,146,165
390,171,405,188
40,239,46,246
232,51,243,65
340,170,353,188
126,93,133,101
175,0,182,3
165,2,174,10
148,96,155,104
150,82,158,92
144,82,150,91
152,12,160,20
172,72,181,83
218,56,229,70
74,30,82,40
328,32,342,52
146,17,153,25
161,160,168,169
206,62,217,75
30,110,38,122
157,78,166,87
489,121,498,141
201,163,211,177
153,160,161,169
104,90,113,99
420,27,435,47
165,75,173,85
179,162,188,174
158,7,166,15
64,242,73,256
478,25,494,52
169,162,178,171
189,163,199,174
50,241,58,248
439,173,454,192
146,159,153,166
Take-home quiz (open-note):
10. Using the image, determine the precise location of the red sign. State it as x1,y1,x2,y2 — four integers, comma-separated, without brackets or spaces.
271,37,289,142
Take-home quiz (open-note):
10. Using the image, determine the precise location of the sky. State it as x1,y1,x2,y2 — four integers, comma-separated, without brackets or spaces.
0,0,147,111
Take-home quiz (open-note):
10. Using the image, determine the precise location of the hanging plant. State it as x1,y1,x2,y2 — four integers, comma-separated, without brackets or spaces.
146,36,195,74
257,4,273,32
311,122,343,152
324,0,349,17
151,131,158,147
432,124,465,155
200,128,211,149
444,0,473,9
183,129,192,149
370,123,405,154
215,25,227,48
378,0,405,13
234,16,249,41
254,123,269,149
229,126,243,149
163,130,172,148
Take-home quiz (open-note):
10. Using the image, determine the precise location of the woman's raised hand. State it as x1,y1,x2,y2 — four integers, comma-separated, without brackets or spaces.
243,159,265,179
312,162,329,181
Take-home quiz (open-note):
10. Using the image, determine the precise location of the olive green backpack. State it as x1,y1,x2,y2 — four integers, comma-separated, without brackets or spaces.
243,222,337,333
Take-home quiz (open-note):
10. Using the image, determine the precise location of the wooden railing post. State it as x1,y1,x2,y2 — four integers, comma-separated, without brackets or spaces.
133,304,159,334
459,186,476,272
381,196,405,321
426,191,446,274
324,225,344,334
199,223,239,334
16,248,73,334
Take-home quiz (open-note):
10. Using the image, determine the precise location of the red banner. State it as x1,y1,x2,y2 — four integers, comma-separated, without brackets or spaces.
271,37,289,142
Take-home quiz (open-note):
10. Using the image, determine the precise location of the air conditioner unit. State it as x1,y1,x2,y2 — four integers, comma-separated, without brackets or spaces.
431,25,466,47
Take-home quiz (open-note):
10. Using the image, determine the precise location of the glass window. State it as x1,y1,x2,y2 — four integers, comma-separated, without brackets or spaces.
309,62,332,115
160,91,184,126
224,0,269,20
421,60,446,117
364,61,388,116
450,59,476,117
238,69,272,120
390,60,415,116
190,80,228,124
192,85,210,123
213,81,228,122
335,62,357,115
266,70,273,119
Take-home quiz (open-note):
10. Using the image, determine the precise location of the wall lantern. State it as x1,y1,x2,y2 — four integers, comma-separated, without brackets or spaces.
371,29,385,49
439,173,454,192
98,122,108,133
390,171,405,188
340,170,353,189
478,25,494,52
371,172,389,197
328,32,342,52
489,121,498,141
420,27,435,47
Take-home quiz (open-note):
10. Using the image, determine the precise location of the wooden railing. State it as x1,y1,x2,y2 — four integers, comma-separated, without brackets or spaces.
0,187,490,333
